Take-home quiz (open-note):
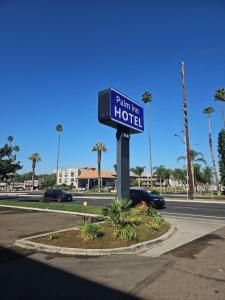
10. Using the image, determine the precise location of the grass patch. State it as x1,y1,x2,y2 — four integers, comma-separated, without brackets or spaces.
0,200,102,215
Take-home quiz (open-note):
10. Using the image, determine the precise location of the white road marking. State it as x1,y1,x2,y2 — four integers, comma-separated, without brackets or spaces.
161,211,225,220
170,206,197,210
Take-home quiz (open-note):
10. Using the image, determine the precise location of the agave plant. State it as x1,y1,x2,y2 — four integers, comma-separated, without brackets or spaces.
104,198,132,226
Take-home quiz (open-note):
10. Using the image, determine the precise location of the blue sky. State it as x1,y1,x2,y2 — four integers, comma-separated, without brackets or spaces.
0,0,225,174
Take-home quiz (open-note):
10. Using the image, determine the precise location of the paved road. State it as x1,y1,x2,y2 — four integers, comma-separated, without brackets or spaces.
2,193,225,220
72,197,225,220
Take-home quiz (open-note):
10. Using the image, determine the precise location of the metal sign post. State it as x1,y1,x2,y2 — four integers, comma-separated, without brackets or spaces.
98,88,144,200
116,126,130,199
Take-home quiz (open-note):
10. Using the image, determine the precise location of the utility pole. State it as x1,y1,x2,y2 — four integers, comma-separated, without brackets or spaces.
180,62,194,199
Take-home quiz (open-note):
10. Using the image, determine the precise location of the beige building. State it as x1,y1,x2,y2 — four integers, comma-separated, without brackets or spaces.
56,167,116,190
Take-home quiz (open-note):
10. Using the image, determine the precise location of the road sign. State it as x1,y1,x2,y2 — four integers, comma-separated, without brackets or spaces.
98,88,144,134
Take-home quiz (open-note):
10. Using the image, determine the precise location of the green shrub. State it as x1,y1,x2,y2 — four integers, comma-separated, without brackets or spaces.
104,198,132,226
114,225,137,240
122,213,142,226
148,208,160,218
79,219,103,240
132,201,150,216
150,189,160,195
147,215,164,232
148,221,160,232
47,232,59,240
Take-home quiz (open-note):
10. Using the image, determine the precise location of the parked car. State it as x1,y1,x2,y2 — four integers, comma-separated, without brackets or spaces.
13,187,25,191
130,189,166,209
43,189,73,202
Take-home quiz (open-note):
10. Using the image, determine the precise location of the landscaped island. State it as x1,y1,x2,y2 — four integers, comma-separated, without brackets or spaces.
29,199,170,249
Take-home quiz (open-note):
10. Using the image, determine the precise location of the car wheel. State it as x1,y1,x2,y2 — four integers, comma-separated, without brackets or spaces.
57,196,63,202
150,202,156,209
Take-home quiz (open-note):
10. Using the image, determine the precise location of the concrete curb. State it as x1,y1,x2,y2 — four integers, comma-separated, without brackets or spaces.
0,204,101,218
14,224,176,256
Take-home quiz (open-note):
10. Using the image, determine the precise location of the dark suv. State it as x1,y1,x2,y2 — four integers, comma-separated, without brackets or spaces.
43,189,73,202
130,189,166,209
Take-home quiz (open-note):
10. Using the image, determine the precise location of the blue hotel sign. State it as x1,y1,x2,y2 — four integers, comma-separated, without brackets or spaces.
98,88,144,134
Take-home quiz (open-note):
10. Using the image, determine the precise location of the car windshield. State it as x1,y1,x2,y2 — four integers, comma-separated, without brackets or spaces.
55,189,66,194
131,190,151,196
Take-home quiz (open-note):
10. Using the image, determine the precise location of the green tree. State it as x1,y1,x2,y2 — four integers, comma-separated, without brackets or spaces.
142,91,153,188
172,168,187,192
130,166,145,187
177,149,206,192
202,166,213,185
28,153,41,191
56,124,63,184
7,136,14,147
203,107,220,194
91,142,107,192
14,172,33,182
218,129,225,186
0,141,22,185
214,88,225,128
38,173,56,188
153,165,167,193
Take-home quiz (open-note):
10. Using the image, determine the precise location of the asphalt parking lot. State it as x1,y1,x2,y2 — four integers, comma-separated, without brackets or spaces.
0,206,82,248
1,206,225,300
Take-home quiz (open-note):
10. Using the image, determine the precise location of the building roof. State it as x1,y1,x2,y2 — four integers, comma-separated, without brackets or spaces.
78,169,116,179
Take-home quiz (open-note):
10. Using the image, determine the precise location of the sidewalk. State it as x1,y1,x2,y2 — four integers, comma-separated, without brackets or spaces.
138,225,225,300
139,216,225,257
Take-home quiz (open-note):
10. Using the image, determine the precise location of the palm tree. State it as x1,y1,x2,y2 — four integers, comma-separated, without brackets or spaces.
142,91,153,189
56,124,63,185
178,149,206,193
7,136,14,147
28,153,41,191
153,165,167,193
214,88,225,128
180,62,194,199
203,107,220,194
91,142,107,192
130,166,145,187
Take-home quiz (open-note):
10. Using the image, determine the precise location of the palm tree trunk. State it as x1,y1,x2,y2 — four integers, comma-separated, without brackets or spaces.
32,167,34,191
147,103,153,189
191,164,195,194
56,133,61,185
181,62,194,199
208,114,220,194
138,176,141,187
160,177,162,194
97,151,101,192
220,103,225,128
98,161,101,192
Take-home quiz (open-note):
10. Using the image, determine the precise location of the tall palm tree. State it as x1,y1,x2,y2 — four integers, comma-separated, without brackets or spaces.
28,153,41,191
142,91,153,189
180,62,194,199
7,136,14,147
203,107,220,194
91,142,107,192
178,149,206,193
130,166,145,187
56,124,63,185
214,88,225,128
